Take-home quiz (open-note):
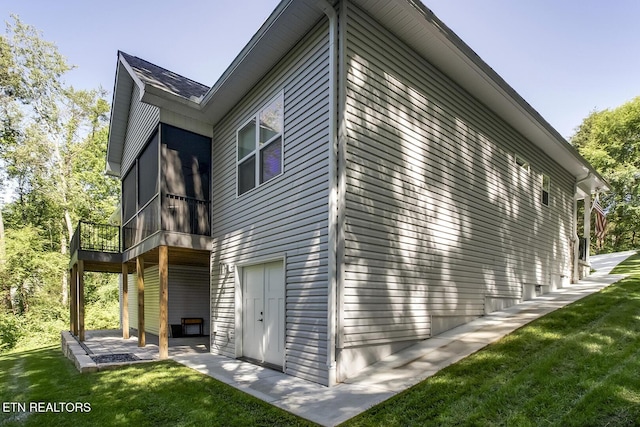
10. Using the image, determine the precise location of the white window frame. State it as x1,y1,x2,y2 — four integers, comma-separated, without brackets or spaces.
541,173,550,206
236,92,284,197
515,154,530,172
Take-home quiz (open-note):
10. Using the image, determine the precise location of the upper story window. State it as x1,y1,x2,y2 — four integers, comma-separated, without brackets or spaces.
541,174,550,206
237,93,284,196
515,154,530,172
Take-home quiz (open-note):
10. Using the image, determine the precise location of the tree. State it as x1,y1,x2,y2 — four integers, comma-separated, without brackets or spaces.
0,16,118,350
1,226,65,314
571,96,640,252
0,14,70,122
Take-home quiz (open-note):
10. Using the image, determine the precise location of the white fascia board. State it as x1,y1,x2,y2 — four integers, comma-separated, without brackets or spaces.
359,0,608,191
199,0,325,126
199,0,296,108
106,59,134,178
105,161,120,177
118,53,147,100
576,173,606,199
416,0,607,190
140,84,210,123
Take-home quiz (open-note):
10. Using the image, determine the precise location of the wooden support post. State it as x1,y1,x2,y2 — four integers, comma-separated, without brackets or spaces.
69,266,77,335
137,257,145,347
159,246,169,360
122,263,129,339
572,196,580,283
584,194,592,267
78,260,85,342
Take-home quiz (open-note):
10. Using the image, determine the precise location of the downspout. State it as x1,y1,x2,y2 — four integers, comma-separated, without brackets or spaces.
316,0,339,386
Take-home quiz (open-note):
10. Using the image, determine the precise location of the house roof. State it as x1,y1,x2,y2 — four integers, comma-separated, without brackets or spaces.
119,52,210,101
105,52,211,176
106,0,607,195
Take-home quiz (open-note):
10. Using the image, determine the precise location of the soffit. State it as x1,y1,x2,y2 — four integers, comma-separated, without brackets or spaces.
106,59,135,177
120,0,607,193
349,0,607,192
199,0,326,125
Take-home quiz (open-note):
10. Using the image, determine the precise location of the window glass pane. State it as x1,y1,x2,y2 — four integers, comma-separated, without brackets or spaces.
238,156,256,195
138,133,159,206
259,96,283,144
260,137,282,184
161,124,211,200
542,174,550,205
238,119,256,160
122,168,136,223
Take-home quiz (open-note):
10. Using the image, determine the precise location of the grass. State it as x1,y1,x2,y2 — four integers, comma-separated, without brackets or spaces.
343,252,640,426
0,347,316,426
2,254,640,426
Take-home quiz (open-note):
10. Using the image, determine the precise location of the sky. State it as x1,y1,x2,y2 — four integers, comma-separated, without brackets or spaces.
1,0,639,139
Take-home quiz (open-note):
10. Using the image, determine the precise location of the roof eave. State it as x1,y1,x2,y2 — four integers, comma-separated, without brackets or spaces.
140,84,208,121
108,0,608,195
354,0,608,193
105,161,120,177
199,0,326,126
106,52,214,177
105,55,137,178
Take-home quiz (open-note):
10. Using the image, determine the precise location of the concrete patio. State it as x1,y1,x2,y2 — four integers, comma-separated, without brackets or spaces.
61,251,634,426
62,330,209,372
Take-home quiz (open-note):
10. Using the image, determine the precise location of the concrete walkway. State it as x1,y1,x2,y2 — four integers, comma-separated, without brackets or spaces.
173,266,629,426
62,252,634,425
589,250,636,275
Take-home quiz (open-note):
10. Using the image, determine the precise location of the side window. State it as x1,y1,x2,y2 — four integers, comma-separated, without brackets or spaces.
237,93,284,196
541,174,550,206
515,154,530,172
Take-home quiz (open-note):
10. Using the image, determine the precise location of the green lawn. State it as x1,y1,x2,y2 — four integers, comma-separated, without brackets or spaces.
343,253,640,426
0,347,315,426
2,255,640,426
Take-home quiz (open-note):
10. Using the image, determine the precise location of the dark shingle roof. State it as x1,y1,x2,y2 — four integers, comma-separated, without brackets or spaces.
120,51,209,101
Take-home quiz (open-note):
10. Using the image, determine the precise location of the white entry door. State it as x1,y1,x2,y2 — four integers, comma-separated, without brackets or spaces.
242,261,285,367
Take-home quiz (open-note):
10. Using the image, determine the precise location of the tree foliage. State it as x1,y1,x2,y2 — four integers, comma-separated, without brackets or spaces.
571,96,640,252
1,226,65,314
0,16,119,351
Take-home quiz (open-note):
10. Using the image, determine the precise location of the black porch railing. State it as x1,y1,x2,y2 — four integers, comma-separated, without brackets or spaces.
70,221,121,254
74,193,211,253
163,194,211,236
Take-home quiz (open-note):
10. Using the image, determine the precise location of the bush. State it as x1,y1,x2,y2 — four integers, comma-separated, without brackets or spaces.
0,311,23,353
86,300,120,330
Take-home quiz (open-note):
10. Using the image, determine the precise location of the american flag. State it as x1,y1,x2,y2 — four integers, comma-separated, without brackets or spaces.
592,198,607,240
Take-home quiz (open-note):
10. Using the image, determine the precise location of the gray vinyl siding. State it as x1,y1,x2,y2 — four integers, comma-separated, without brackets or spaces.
210,21,331,386
118,275,123,328
127,273,137,334
128,266,160,336
121,84,160,177
127,265,209,336
341,4,574,348
168,266,210,335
